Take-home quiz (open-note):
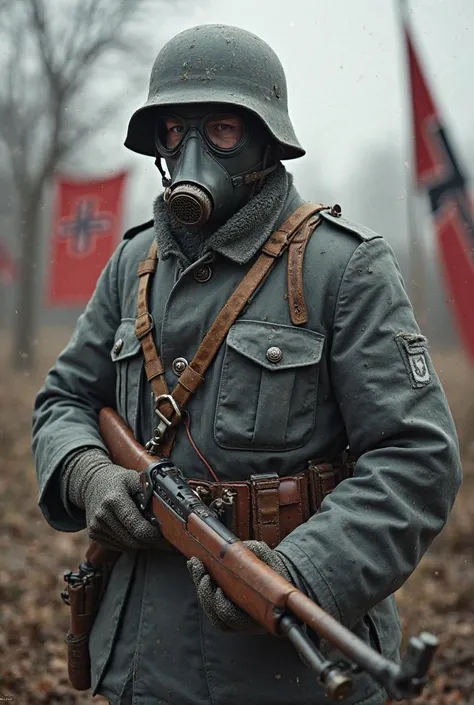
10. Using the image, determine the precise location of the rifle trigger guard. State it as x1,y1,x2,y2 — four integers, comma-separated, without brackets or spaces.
137,467,161,527
139,468,154,508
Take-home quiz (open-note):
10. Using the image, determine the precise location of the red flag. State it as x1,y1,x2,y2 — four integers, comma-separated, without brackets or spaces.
0,241,16,284
405,21,474,361
47,171,128,306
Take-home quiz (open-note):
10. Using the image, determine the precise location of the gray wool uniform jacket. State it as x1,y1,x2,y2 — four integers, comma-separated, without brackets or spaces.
33,185,461,705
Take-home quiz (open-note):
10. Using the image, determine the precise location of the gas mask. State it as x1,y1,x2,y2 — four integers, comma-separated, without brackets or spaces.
154,105,277,227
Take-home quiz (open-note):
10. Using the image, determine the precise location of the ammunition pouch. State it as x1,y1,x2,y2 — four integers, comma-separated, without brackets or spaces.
189,456,354,549
61,561,112,691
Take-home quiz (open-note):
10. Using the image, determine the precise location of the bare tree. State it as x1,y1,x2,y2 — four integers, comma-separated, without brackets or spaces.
0,0,174,369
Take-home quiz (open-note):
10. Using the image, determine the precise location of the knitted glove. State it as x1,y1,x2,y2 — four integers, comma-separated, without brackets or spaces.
187,540,293,633
62,448,161,551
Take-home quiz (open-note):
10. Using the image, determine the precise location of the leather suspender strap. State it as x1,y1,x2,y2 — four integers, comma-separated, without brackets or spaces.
287,212,323,325
135,240,179,456
135,240,168,396
136,202,325,455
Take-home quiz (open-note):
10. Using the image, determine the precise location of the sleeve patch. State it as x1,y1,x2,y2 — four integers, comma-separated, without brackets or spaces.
395,333,432,388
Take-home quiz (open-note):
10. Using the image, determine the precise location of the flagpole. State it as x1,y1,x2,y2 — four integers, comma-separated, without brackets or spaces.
397,0,427,331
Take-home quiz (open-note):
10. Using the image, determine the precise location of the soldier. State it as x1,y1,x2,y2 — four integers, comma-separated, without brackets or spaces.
33,24,461,705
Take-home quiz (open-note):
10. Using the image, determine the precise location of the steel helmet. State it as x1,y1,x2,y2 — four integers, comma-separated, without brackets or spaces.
125,24,305,160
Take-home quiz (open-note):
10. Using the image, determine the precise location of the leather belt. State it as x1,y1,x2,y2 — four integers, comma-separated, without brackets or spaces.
188,458,354,549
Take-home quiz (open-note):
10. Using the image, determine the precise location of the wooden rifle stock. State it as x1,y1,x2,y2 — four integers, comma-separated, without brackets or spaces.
99,407,152,472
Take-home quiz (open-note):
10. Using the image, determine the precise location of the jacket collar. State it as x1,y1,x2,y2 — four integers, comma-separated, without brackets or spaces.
205,181,305,265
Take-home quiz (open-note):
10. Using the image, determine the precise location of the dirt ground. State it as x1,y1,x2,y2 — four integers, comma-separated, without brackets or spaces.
0,328,473,704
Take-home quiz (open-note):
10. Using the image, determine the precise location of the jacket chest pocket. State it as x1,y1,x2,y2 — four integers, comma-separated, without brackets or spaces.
214,320,325,451
110,318,144,432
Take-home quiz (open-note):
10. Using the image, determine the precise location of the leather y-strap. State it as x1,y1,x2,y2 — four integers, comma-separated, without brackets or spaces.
135,240,164,385
287,213,322,325
136,202,325,456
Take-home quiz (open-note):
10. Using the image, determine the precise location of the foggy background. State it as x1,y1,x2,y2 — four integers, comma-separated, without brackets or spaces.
1,0,473,349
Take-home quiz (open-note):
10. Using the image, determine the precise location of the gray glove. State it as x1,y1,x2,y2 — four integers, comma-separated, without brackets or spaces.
187,540,293,633
62,448,161,551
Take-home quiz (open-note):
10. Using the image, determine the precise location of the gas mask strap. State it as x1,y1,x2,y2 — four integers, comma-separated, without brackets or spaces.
253,144,274,195
231,161,278,189
155,156,171,188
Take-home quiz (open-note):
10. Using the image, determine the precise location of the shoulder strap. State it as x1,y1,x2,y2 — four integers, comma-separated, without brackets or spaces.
287,209,324,325
135,241,165,394
320,209,382,242
136,203,325,456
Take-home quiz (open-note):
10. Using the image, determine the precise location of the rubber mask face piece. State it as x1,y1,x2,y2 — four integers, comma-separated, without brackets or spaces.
155,105,271,227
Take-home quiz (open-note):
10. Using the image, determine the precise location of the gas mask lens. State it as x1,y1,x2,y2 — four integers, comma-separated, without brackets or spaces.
157,114,245,153
160,117,186,151
204,115,244,150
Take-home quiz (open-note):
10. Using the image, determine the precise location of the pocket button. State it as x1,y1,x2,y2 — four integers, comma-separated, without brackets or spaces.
266,346,283,363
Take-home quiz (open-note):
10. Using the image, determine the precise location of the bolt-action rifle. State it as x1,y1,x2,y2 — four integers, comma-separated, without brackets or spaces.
62,407,438,701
